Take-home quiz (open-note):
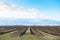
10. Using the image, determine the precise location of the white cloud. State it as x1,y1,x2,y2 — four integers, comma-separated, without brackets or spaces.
0,1,38,19
0,1,60,22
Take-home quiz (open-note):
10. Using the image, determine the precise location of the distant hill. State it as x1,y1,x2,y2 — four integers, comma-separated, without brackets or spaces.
0,19,60,26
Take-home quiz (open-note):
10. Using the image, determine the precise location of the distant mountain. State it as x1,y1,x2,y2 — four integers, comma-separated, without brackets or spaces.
33,19,60,25
0,19,60,26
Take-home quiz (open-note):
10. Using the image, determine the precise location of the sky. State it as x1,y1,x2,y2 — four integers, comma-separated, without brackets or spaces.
0,0,60,26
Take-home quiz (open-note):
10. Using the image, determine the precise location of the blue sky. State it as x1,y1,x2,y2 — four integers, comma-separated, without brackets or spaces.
3,0,60,16
4,0,60,10
0,0,60,26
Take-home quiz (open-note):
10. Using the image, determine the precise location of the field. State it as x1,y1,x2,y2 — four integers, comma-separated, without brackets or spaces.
0,26,60,40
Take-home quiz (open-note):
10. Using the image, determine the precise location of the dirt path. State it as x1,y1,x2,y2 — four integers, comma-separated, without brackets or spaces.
0,27,60,40
19,28,41,40
19,27,60,40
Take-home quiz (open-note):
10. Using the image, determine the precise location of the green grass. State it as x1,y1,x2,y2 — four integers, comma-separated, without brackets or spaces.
19,28,42,40
0,31,20,40
19,28,60,40
0,28,60,40
38,30,60,40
